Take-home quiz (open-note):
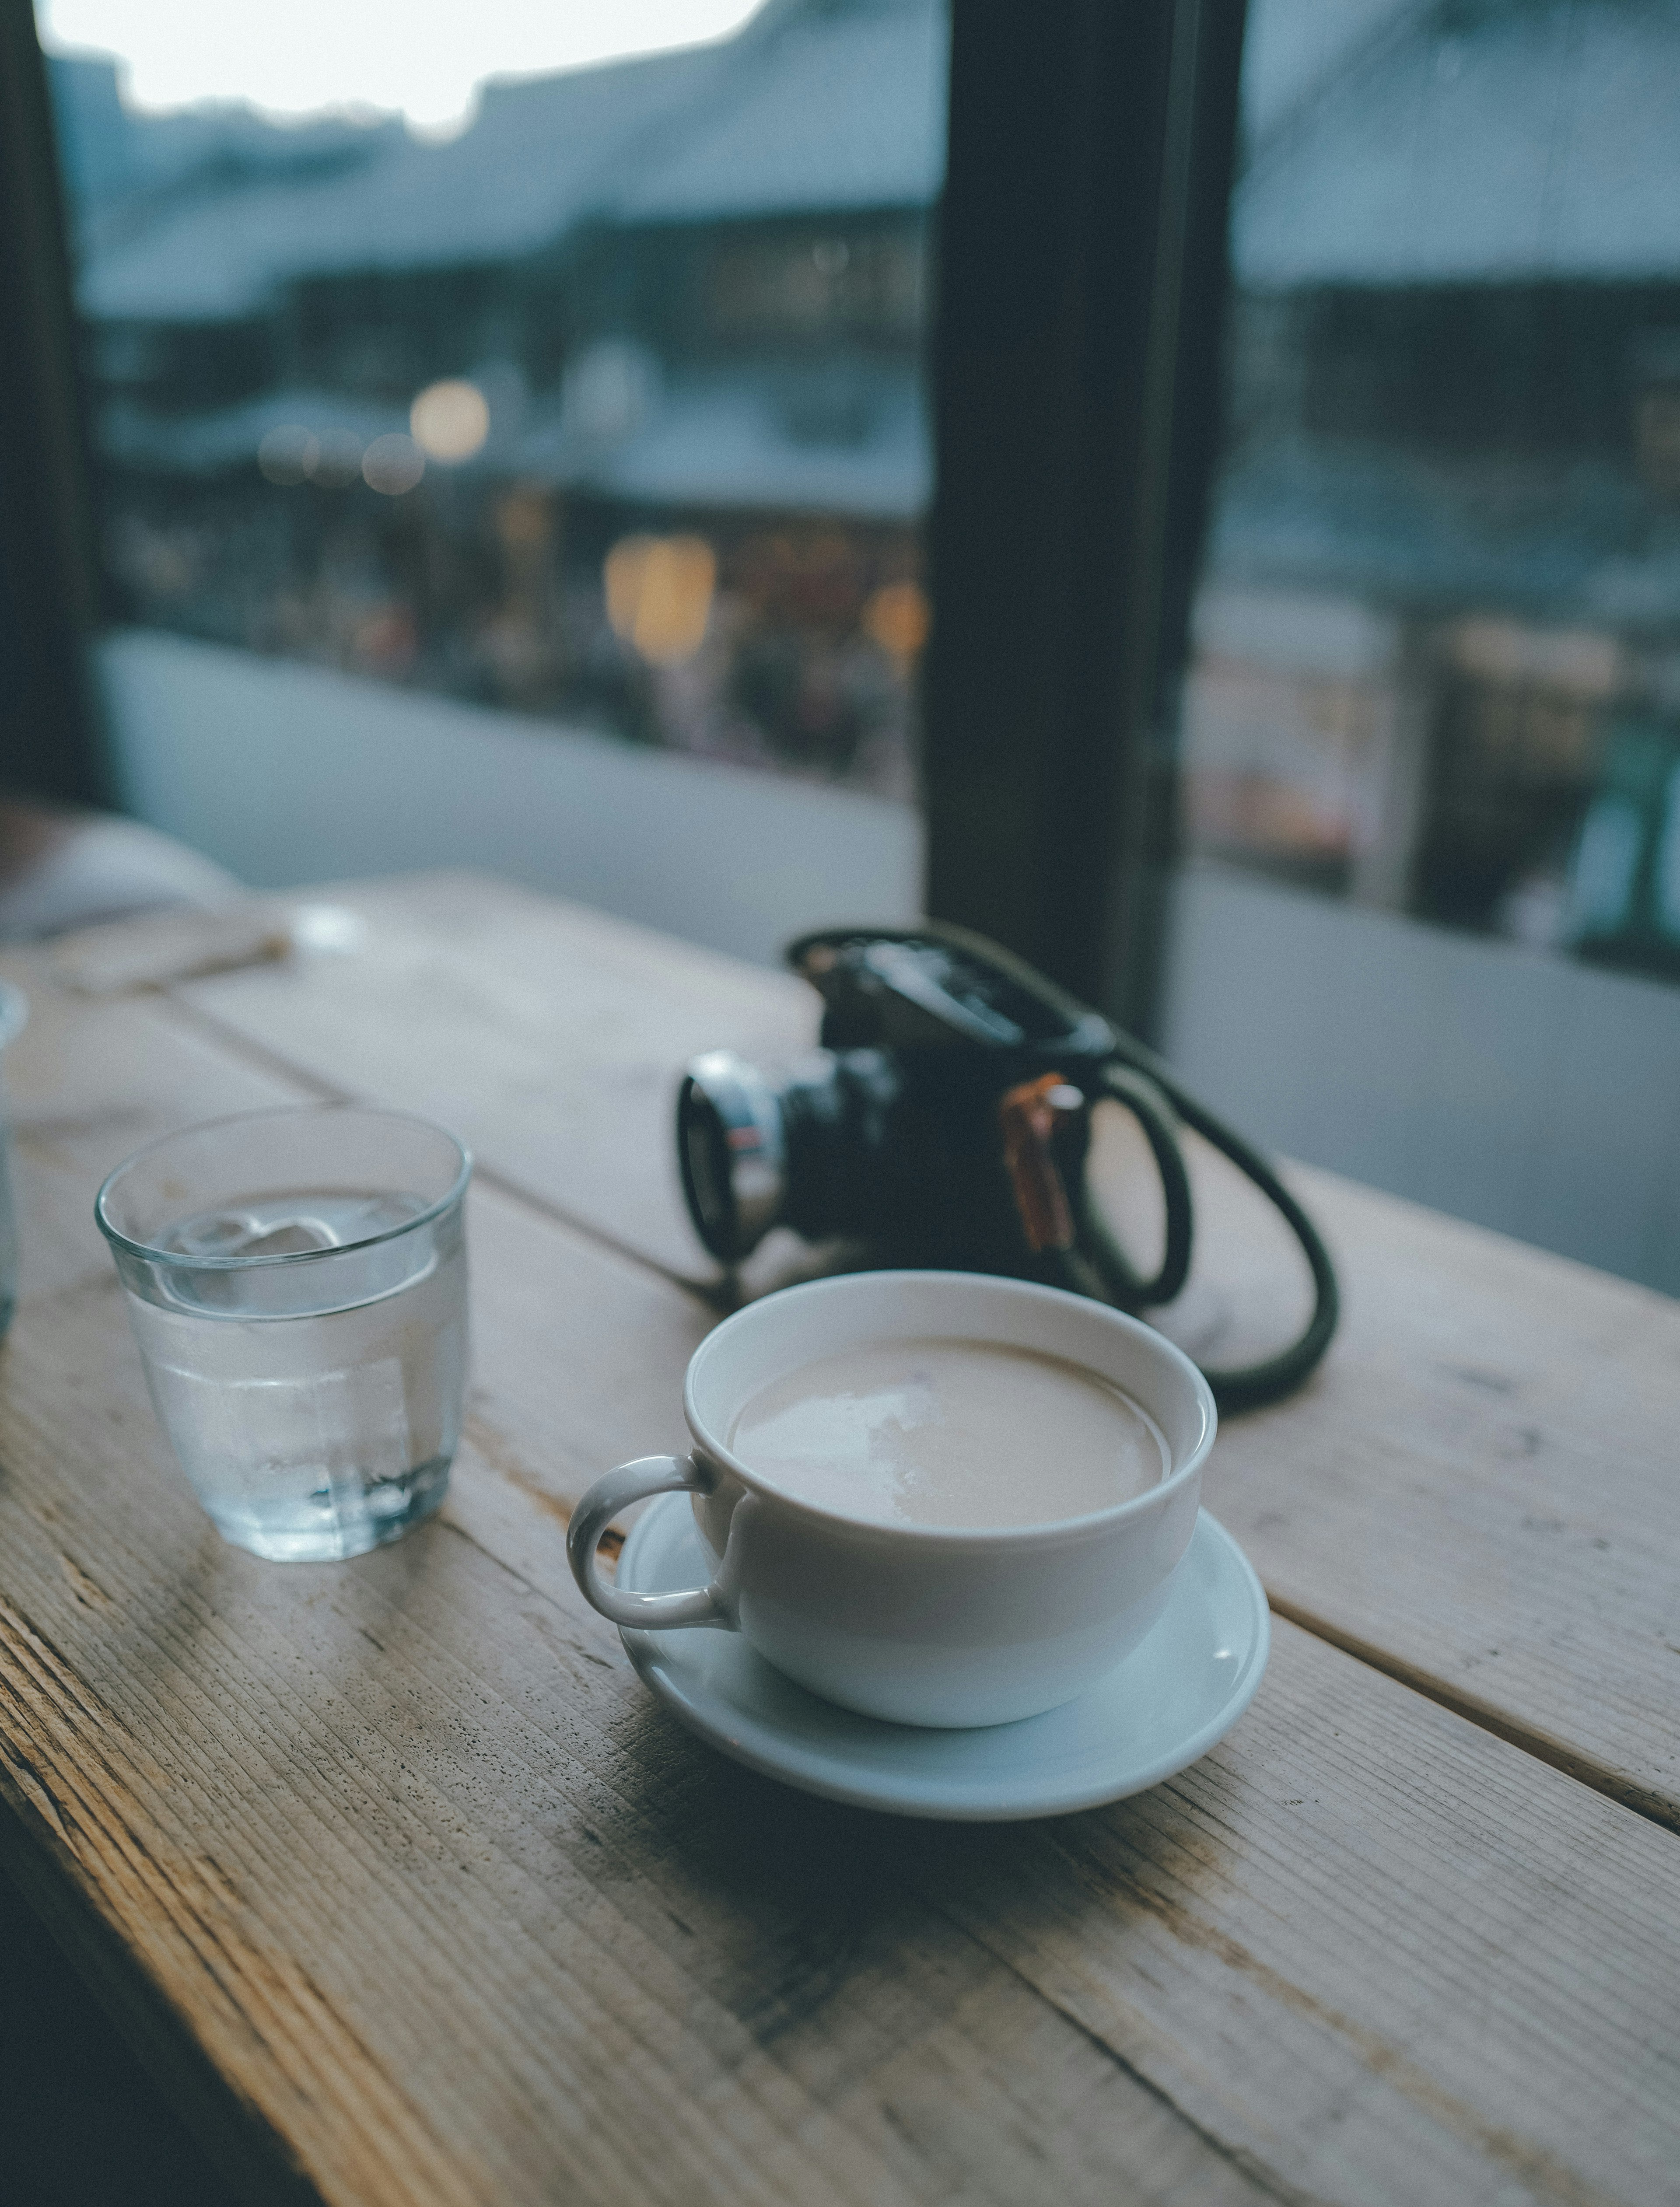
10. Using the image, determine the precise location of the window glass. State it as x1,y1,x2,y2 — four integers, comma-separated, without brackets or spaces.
1180,0,1680,981
39,0,943,808
1168,0,1680,1293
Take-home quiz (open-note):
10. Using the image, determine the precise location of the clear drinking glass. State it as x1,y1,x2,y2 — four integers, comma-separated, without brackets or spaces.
96,1106,470,1561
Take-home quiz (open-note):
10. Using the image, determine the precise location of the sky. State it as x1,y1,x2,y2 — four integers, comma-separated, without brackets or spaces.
36,0,768,135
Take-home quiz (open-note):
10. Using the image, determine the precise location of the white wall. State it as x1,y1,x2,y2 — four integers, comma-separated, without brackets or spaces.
1162,860,1680,1295
98,629,924,970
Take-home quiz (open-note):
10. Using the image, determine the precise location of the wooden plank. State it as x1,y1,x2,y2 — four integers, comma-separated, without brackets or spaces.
0,944,319,1307
441,1203,1680,2207
1087,1103,1680,1823
3,1178,1679,2207
926,1624,1680,2207
1106,1123,1680,1827
0,955,1676,2207
0,1226,1268,2207
176,874,1680,1828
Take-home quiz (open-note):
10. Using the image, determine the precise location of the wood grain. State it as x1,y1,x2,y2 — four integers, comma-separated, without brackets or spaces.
179,874,1680,1827
3,1196,1678,2207
0,1240,1270,2207
0,942,1267,2205
0,937,1675,2206
1204,1160,1680,1823
0,945,317,1306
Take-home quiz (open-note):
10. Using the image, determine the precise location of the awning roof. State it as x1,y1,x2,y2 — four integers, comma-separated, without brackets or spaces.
1237,0,1680,288
77,0,946,327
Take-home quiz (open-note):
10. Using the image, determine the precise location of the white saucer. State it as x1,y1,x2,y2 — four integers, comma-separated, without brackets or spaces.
616,1496,1270,1820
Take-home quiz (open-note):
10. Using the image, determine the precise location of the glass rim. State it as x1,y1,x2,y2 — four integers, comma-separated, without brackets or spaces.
94,1103,472,1270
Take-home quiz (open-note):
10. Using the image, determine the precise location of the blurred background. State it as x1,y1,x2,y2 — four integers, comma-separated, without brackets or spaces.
12,0,1680,1294
33,0,940,951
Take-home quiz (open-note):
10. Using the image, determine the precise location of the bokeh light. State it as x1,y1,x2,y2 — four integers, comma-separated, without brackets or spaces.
604,533,716,665
410,379,491,463
309,427,365,486
861,579,930,668
362,434,426,495
256,425,318,485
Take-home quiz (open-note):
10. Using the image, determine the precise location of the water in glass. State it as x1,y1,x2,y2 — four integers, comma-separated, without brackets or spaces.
125,1189,466,1561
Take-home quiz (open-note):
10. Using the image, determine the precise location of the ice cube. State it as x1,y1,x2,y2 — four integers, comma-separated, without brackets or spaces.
234,1219,343,1257
337,1193,428,1239
164,1209,266,1257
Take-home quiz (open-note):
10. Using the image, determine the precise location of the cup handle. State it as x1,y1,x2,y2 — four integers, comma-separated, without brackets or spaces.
566,1455,730,1630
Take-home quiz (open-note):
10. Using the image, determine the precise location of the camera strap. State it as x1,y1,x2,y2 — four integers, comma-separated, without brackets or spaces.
1001,1050,1339,1414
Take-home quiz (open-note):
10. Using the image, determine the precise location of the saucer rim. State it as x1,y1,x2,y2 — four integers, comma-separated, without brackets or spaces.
617,1498,1270,1820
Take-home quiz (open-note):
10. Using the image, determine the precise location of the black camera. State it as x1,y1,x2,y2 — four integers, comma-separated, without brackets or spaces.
677,924,1337,1411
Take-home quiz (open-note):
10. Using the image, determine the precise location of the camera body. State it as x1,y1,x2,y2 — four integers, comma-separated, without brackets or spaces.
679,923,1340,1411
678,926,1119,1274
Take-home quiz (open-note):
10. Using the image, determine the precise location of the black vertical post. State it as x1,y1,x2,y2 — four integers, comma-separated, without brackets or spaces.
922,0,1246,1035
0,0,112,808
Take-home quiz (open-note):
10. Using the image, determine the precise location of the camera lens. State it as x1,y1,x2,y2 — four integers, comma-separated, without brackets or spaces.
677,1051,788,1263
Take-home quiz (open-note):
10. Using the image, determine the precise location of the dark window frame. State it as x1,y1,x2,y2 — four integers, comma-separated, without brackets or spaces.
923,0,1247,1032
0,0,113,807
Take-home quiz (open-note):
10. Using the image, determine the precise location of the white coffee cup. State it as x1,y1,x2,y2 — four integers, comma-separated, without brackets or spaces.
567,1270,1216,1727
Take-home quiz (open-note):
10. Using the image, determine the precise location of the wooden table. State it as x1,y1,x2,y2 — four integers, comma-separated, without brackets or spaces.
1,871,1676,2207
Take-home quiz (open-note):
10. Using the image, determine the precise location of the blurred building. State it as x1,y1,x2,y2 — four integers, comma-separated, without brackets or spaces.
1183,0,1680,973
56,0,945,792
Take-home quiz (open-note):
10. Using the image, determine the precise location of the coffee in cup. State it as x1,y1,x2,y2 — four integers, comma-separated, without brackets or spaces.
567,1271,1215,1728
727,1337,1166,1529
